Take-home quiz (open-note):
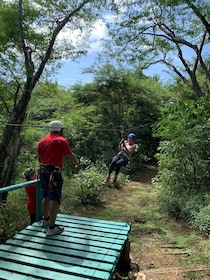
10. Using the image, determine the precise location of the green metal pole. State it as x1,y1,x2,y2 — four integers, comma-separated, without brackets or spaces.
0,180,38,194
36,180,43,222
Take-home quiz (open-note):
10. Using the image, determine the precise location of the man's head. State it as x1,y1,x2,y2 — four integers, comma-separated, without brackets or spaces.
48,120,64,133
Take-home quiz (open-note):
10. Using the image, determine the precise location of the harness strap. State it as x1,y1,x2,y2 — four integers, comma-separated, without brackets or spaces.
40,165,62,173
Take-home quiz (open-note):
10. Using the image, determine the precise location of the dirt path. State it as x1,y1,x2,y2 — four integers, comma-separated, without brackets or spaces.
106,165,210,280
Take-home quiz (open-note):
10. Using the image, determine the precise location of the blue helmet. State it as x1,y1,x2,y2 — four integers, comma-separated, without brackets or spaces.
128,133,136,139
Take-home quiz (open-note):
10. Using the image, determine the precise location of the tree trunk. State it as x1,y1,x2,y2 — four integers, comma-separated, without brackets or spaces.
0,86,32,201
0,127,21,203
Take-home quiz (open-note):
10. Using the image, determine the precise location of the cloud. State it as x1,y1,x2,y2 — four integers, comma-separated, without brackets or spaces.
90,19,108,40
88,40,103,54
88,19,108,53
56,18,108,55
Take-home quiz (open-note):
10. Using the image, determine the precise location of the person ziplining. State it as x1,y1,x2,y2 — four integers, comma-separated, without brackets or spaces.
104,133,138,184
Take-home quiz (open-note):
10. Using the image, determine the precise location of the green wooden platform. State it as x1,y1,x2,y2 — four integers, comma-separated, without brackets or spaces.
0,214,130,280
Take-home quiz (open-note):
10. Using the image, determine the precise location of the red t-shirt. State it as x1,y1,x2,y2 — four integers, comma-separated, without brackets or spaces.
38,133,73,167
25,184,36,215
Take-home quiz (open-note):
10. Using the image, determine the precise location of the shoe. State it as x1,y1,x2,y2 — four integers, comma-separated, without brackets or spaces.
112,176,117,183
46,225,64,236
104,176,110,183
41,219,49,228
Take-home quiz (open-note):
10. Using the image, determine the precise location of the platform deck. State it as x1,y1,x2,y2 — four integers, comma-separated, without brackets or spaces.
0,214,130,280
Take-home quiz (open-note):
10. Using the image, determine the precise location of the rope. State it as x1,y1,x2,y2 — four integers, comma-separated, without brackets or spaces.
0,122,153,132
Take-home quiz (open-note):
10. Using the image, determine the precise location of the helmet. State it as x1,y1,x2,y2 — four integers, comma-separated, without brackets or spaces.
48,120,64,132
128,133,136,139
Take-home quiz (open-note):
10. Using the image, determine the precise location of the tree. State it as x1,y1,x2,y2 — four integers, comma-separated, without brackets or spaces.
0,0,108,195
102,0,210,98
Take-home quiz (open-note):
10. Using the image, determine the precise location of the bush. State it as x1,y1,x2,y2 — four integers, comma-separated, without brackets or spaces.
63,166,105,208
194,205,210,235
0,189,29,243
193,195,210,235
154,95,210,234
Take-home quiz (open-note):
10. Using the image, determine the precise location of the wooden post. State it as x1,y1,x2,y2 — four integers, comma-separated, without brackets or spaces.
116,238,131,271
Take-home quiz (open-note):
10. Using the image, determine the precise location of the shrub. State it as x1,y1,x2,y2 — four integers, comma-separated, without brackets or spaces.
154,95,210,233
0,189,29,243
63,166,104,207
193,195,210,235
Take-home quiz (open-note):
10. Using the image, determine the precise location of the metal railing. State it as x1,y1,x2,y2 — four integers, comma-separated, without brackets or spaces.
0,180,42,221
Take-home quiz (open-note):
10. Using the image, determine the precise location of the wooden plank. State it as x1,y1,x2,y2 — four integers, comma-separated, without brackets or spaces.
10,234,119,257
23,222,129,237
0,268,36,280
38,219,129,238
25,224,127,245
5,239,117,263
58,214,130,227
0,244,114,272
56,215,130,233
29,226,128,245
0,251,111,279
0,260,91,280
18,228,124,251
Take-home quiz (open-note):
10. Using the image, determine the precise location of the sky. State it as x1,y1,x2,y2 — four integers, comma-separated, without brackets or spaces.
53,52,173,88
53,53,98,87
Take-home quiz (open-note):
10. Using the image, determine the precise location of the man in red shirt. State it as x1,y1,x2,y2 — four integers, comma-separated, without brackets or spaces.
38,120,79,236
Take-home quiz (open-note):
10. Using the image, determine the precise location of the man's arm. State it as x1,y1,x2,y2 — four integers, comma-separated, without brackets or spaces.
118,139,125,151
66,154,79,168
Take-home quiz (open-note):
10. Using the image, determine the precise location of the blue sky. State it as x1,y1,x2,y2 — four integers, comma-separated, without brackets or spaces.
53,55,172,88
53,53,98,87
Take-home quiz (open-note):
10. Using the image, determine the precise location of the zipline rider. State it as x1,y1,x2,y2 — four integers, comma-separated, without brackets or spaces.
105,133,138,184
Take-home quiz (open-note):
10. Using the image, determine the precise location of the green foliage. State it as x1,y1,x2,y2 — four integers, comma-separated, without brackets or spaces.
0,2,20,48
0,189,29,242
72,65,163,165
155,95,210,234
194,204,210,235
193,194,210,234
62,166,105,208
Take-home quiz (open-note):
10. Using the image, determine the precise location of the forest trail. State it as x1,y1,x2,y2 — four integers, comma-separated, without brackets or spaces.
121,165,210,280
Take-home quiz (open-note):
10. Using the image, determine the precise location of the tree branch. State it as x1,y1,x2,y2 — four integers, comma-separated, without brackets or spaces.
18,0,34,80
186,0,210,38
